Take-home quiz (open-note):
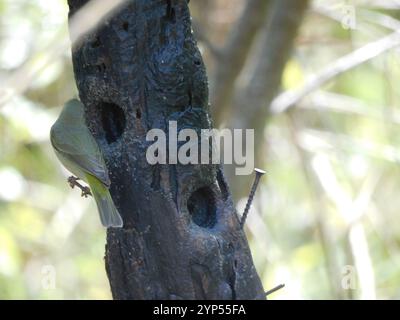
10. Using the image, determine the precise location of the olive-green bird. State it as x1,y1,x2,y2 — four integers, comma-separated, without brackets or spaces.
50,99,123,228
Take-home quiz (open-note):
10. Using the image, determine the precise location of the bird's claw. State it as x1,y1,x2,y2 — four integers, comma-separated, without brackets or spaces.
67,176,92,198
81,186,92,198
68,176,80,189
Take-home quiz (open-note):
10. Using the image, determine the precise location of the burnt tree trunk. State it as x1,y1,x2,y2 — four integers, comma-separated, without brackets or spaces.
67,0,265,300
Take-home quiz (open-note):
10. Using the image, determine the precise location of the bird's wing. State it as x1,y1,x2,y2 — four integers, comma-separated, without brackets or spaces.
50,125,111,187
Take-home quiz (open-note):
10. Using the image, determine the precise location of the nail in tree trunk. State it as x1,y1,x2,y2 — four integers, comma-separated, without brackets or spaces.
67,0,265,300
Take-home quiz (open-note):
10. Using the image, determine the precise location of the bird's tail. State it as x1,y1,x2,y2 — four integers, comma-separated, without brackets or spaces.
86,174,123,228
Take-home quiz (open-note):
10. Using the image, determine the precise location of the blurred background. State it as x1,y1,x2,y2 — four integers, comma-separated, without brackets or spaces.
1,0,400,299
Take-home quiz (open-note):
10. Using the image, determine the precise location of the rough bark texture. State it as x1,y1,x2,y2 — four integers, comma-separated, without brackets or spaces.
67,0,264,300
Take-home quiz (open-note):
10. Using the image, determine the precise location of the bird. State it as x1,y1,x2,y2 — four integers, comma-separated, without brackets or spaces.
50,99,123,228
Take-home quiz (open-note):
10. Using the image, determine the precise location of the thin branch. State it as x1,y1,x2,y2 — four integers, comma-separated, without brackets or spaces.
286,114,346,299
300,91,400,125
312,154,377,299
211,0,271,126
313,3,400,32
226,0,309,200
271,31,400,114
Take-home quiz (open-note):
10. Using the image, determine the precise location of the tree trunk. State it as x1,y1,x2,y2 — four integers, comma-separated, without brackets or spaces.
67,0,264,300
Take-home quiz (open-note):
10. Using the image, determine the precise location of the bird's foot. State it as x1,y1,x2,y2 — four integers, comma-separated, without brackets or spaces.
67,176,92,198
68,176,80,189
81,186,92,198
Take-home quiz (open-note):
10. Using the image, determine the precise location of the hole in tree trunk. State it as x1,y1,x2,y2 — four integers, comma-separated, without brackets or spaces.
96,63,107,72
187,186,216,228
100,102,126,144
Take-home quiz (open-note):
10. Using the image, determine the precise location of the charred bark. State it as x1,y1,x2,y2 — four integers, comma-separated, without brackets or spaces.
67,0,264,300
